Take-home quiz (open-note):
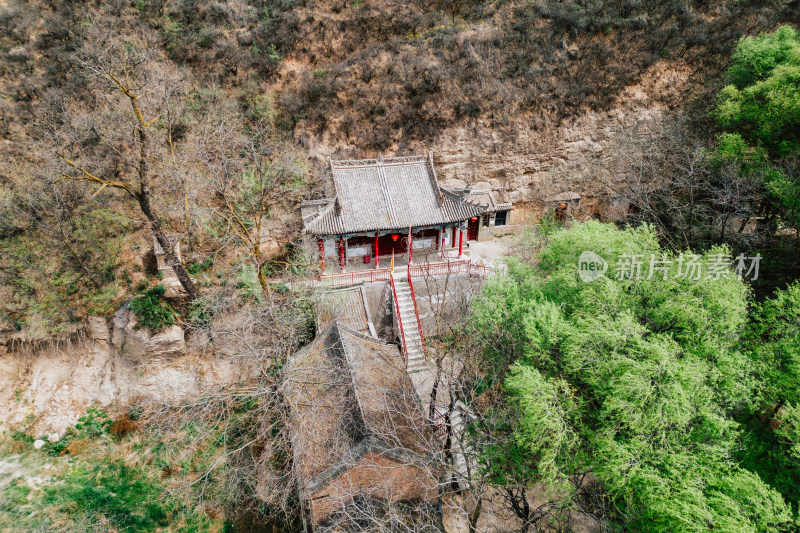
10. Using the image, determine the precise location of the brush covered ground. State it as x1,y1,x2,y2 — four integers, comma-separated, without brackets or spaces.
0,1,800,532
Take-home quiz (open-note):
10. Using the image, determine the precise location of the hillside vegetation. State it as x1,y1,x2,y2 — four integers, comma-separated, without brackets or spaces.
470,221,800,531
1,1,800,532
1,0,798,330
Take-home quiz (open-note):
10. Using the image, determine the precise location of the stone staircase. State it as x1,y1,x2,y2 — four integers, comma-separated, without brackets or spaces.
433,401,472,484
392,277,474,487
392,279,428,373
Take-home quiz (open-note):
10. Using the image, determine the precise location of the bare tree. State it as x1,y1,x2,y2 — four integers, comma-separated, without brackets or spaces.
47,32,200,301
194,108,312,298
592,115,765,252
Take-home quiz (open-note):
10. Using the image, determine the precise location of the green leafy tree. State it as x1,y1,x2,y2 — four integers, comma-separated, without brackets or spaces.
714,25,800,264
472,221,793,531
738,281,800,503
715,24,800,157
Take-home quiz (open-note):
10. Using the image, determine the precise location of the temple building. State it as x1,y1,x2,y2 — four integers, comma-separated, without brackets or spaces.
301,154,489,273
454,187,513,242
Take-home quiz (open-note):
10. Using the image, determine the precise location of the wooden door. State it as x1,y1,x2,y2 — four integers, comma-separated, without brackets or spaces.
467,218,479,241
377,233,407,257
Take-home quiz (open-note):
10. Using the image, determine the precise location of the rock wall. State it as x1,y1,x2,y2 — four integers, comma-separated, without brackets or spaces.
303,63,689,224
0,313,257,434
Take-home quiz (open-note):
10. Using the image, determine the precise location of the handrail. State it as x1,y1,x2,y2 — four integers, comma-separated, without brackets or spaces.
408,259,469,278
288,259,493,290
431,406,448,438
407,259,494,279
296,267,391,288
406,264,426,355
468,261,494,278
389,271,409,368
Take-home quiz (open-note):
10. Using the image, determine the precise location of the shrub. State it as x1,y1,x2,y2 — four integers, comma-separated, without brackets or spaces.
46,407,112,456
188,297,214,328
186,257,214,275
129,285,176,332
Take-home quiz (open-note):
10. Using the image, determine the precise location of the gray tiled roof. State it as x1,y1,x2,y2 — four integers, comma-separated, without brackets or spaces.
451,188,512,213
303,154,486,236
314,287,373,335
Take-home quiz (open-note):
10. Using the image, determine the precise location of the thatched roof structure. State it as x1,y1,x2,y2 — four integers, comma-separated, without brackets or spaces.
282,322,431,498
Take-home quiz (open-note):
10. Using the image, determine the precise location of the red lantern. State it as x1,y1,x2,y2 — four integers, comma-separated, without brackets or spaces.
392,234,399,241
470,216,477,221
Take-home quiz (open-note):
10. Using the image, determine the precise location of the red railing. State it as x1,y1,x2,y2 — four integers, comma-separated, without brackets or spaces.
297,267,391,288
408,259,493,279
408,259,469,278
468,262,494,278
432,406,448,438
390,271,409,368
406,264,426,355
288,259,492,289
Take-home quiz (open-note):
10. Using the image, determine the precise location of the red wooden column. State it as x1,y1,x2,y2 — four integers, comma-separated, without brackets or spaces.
318,239,326,273
339,237,346,273
408,227,414,265
440,228,445,258
374,233,380,269
458,227,464,257
451,226,457,249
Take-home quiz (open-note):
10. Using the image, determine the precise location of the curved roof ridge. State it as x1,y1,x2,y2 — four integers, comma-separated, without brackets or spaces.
304,153,486,236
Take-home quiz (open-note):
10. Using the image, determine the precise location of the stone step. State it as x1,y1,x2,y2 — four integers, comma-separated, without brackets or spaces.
394,280,429,375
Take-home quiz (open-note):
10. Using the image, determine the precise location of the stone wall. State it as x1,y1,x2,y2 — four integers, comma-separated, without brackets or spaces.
363,281,393,340
408,273,483,338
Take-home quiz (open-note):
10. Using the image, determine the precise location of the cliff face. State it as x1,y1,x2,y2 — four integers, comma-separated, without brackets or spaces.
0,316,257,433
260,0,793,220
298,62,690,222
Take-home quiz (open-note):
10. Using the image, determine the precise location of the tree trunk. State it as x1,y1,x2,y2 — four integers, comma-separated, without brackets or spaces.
257,263,272,299
141,194,201,301
468,496,482,533
131,105,200,302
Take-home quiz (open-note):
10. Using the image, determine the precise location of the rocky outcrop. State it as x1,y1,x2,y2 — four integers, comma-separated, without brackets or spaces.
112,307,185,359
0,311,256,434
